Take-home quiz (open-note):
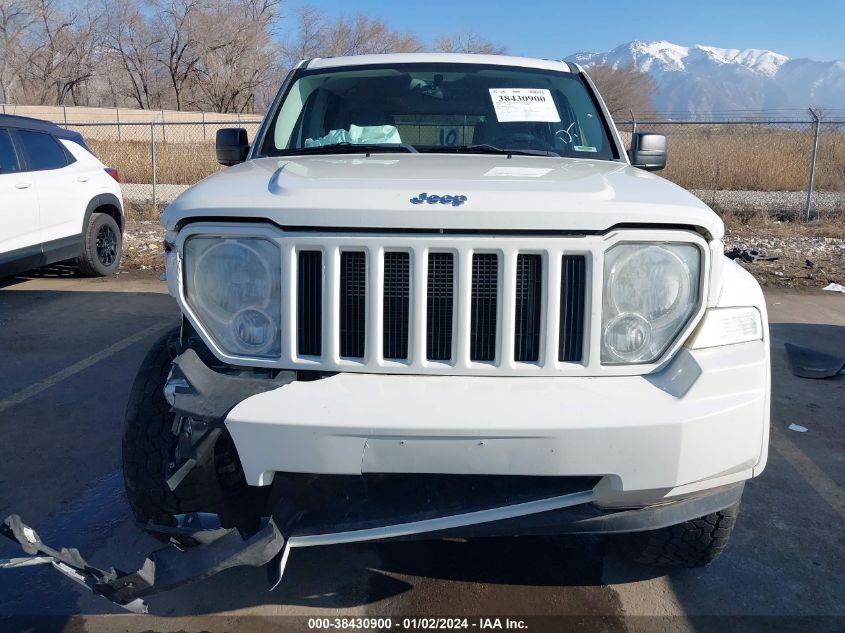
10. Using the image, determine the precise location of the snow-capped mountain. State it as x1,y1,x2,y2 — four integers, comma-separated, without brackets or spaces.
566,40,845,116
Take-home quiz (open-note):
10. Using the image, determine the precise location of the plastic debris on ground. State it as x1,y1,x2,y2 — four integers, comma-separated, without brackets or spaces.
724,247,779,263
822,283,845,293
788,423,808,433
784,342,845,379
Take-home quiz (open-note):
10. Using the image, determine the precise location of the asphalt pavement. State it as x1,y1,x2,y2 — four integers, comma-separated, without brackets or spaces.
0,269,843,632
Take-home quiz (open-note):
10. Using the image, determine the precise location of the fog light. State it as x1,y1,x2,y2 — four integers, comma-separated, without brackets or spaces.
231,308,277,354
603,313,653,362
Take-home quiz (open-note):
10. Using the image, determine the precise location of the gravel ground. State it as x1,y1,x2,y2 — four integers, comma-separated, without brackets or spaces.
724,225,845,288
691,189,844,215
121,219,845,290
121,220,166,273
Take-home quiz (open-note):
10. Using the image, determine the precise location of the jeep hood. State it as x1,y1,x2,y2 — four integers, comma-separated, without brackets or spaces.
162,154,723,239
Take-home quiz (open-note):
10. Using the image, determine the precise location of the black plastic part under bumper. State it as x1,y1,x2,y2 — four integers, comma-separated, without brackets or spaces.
273,476,746,542
428,482,746,539
165,347,294,423
0,513,285,614
0,481,743,613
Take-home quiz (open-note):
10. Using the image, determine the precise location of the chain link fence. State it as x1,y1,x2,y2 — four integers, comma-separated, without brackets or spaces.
615,112,845,221
51,112,845,222
60,119,261,213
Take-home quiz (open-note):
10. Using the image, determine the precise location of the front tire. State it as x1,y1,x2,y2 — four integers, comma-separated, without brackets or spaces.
621,502,740,568
77,212,122,276
122,328,265,530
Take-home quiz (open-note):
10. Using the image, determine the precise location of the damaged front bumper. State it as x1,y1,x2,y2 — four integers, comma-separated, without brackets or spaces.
1,513,284,613
1,477,744,613
0,332,761,612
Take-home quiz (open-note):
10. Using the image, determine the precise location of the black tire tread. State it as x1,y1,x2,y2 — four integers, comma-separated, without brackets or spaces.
77,212,121,277
122,328,217,526
627,502,740,568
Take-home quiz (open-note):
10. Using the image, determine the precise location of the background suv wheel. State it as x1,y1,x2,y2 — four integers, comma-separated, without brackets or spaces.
77,212,122,276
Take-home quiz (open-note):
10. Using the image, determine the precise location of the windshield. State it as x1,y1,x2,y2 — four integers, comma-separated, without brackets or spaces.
259,63,618,160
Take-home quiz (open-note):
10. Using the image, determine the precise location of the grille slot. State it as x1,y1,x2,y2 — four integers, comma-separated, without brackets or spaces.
426,253,454,361
339,251,367,358
559,255,586,362
383,252,410,360
470,253,499,362
297,250,323,356
514,254,542,362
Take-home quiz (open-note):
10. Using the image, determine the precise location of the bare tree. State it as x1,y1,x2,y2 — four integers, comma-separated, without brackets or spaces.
283,6,422,67
13,0,103,105
325,14,422,56
281,5,326,68
585,64,654,118
2,1,522,111
0,0,37,104
433,31,505,55
102,0,165,109
194,0,282,112
152,0,203,110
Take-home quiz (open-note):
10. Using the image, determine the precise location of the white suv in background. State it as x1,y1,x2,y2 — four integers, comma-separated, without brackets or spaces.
0,115,124,278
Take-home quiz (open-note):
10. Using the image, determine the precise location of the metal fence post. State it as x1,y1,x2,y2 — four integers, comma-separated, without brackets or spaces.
62,106,68,129
202,111,206,141
805,108,821,222
116,107,121,142
150,121,157,211
630,109,637,135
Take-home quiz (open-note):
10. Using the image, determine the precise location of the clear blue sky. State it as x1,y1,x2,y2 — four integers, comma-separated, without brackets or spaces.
284,0,845,61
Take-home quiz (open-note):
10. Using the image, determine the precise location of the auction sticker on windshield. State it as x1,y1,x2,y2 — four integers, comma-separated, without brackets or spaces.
489,88,561,123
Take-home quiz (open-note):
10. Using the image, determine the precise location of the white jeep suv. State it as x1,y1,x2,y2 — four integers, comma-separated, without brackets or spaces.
0,115,124,278
7,53,770,608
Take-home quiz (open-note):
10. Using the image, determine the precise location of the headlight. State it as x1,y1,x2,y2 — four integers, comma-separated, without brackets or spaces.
184,237,281,358
602,243,701,364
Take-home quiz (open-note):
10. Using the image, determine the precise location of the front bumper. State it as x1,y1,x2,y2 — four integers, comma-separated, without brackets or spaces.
219,339,769,501
1,480,742,613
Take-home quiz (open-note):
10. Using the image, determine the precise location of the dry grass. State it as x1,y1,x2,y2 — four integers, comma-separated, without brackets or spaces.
720,208,845,239
124,200,163,221
88,138,222,185
652,124,845,192
90,125,845,194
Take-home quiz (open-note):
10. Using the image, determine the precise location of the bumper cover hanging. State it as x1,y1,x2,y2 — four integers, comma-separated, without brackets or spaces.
0,513,285,614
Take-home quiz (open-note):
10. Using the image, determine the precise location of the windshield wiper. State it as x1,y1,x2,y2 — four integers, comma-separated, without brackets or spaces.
424,144,559,157
282,142,418,156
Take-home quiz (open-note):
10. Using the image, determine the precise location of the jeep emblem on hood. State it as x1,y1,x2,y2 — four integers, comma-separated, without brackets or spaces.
410,192,467,207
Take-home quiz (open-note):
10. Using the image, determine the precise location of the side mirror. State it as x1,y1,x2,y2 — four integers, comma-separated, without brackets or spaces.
628,132,667,171
216,128,249,166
